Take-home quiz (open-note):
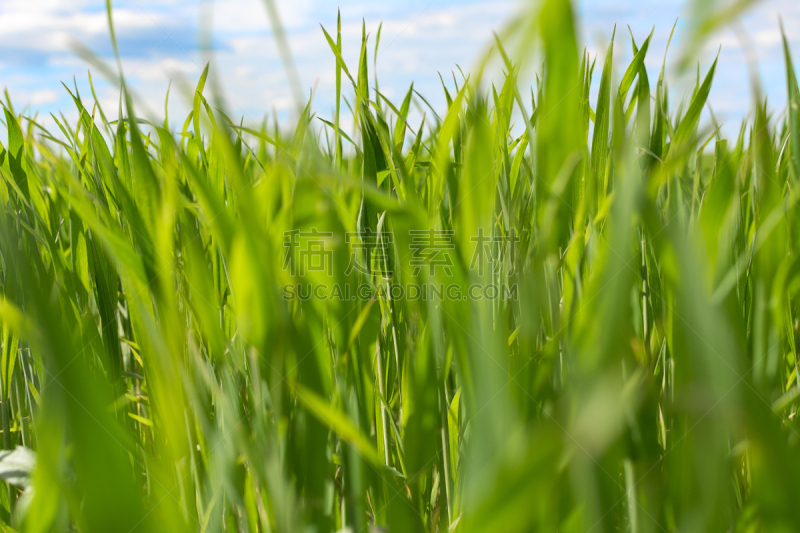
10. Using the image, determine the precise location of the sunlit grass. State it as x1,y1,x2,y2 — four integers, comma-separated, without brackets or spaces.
1,0,800,532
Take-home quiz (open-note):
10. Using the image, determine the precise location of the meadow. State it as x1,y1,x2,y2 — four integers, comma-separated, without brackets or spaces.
1,0,800,531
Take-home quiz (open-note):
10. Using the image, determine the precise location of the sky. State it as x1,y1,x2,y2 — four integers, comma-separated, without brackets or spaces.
1,0,799,141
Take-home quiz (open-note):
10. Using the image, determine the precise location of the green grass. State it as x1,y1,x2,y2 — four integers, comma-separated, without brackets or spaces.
1,0,800,531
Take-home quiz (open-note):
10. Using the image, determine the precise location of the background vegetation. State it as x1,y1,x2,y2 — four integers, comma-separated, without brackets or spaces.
1,0,799,531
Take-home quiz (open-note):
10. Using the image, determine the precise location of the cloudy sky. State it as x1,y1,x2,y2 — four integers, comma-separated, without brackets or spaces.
1,0,798,139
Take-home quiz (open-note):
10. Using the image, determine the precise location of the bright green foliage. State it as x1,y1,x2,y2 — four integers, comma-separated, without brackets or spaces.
2,1,800,532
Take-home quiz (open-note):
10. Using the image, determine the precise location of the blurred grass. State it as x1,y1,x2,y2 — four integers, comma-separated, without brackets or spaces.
1,0,800,531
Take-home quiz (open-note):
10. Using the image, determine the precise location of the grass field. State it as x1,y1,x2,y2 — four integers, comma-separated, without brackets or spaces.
1,0,800,531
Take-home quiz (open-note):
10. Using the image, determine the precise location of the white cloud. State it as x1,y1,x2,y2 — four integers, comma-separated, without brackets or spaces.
135,57,198,81
29,89,59,105
0,8,165,51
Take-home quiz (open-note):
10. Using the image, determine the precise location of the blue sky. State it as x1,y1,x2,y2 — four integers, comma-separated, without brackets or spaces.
1,0,799,140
